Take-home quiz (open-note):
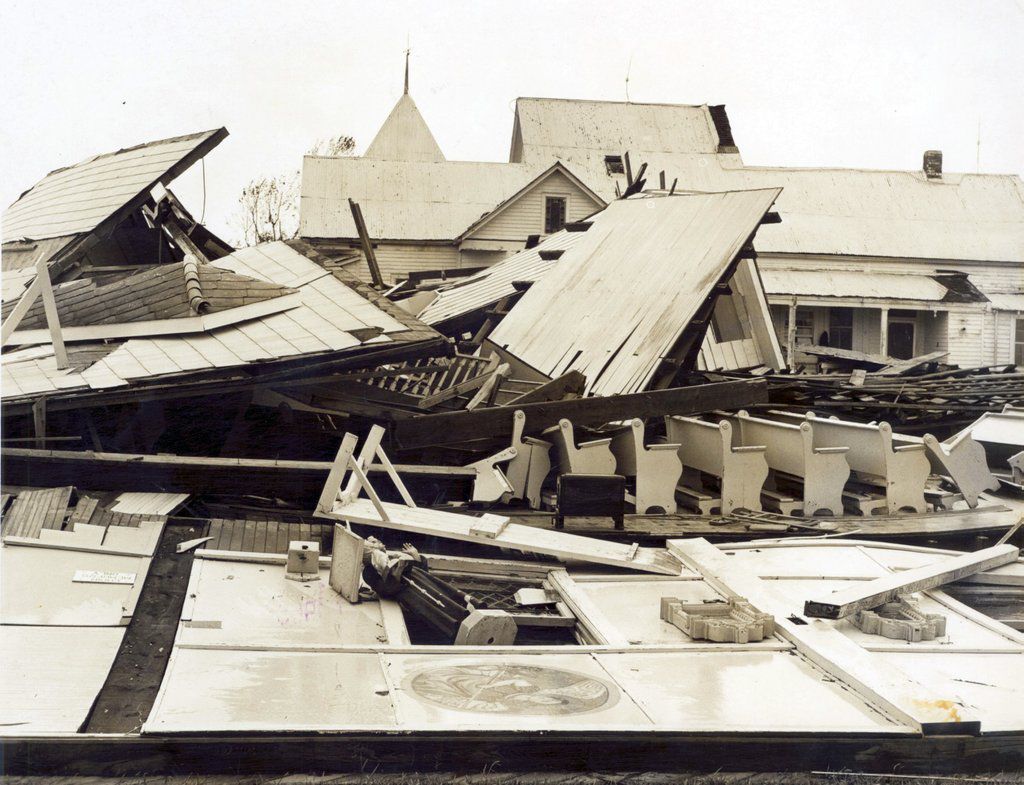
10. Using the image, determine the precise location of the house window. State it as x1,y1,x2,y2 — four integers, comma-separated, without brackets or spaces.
828,308,854,350
544,197,567,234
1015,317,1024,366
604,155,625,175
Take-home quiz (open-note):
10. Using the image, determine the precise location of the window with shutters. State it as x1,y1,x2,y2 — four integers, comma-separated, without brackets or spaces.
544,197,567,234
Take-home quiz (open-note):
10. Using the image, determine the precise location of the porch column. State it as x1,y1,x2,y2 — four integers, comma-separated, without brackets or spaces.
879,307,889,358
787,300,797,371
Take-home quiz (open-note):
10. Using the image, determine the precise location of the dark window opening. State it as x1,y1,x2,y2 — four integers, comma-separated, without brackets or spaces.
828,307,854,350
544,197,567,234
604,155,625,175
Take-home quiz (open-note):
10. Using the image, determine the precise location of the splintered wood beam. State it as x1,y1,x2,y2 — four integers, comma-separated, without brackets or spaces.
393,379,769,449
348,198,384,288
803,544,1020,619
316,433,358,514
162,216,211,264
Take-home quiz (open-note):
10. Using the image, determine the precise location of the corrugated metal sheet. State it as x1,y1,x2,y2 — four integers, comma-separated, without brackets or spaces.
418,229,586,325
488,189,781,396
364,93,445,163
760,268,950,301
1,241,427,402
300,158,542,240
3,129,225,243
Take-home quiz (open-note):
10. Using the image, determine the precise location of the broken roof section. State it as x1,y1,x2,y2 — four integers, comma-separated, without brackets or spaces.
487,189,781,396
3,128,228,268
4,261,295,336
1,240,443,407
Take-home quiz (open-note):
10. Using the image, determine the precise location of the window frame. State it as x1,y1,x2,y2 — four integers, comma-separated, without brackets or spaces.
544,196,568,234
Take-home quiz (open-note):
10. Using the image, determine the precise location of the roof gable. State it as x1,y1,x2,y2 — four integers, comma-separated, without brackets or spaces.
459,162,606,241
364,94,445,163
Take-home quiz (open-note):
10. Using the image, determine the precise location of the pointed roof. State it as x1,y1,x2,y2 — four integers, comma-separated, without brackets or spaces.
364,93,445,163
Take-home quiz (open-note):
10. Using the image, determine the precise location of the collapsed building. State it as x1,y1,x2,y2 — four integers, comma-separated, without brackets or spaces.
2,92,1024,776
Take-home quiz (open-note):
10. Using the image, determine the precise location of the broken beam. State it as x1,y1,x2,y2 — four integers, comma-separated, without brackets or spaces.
803,543,1020,619
393,379,768,449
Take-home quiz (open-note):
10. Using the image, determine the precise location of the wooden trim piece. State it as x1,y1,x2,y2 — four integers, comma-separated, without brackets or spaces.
545,569,628,646
803,544,1019,619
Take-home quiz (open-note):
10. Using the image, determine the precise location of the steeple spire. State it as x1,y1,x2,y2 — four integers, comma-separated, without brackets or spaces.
403,42,410,95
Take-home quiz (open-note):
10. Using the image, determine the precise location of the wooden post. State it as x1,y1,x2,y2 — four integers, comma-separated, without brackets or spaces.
348,198,384,288
32,397,47,449
879,307,889,357
786,300,798,371
36,259,69,369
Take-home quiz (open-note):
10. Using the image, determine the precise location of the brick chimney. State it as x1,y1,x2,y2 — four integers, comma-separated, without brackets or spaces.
923,150,943,178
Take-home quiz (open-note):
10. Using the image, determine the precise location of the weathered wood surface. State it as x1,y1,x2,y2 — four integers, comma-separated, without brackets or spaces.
393,379,769,449
669,538,980,735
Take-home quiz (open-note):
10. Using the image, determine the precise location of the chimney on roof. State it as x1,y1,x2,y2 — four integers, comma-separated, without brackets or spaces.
923,150,943,179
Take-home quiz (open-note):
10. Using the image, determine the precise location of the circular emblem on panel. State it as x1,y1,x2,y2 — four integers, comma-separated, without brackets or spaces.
405,663,618,716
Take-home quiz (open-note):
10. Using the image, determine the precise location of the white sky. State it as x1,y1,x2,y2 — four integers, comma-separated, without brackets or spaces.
2,0,1022,244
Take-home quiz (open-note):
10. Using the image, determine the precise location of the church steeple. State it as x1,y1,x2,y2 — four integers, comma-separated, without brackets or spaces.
404,46,410,95
364,50,445,163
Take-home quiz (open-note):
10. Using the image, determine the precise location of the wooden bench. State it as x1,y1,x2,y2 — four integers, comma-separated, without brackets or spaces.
609,419,682,514
544,418,616,475
919,430,1000,508
724,410,850,516
771,411,930,514
504,410,552,510
665,416,768,514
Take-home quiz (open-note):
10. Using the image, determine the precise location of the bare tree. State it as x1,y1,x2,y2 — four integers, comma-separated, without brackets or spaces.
235,135,356,247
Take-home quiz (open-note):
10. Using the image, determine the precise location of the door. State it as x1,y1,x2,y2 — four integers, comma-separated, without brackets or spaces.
887,321,915,359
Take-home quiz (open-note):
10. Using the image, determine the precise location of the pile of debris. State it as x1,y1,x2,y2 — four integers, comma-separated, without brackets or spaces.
3,128,1024,774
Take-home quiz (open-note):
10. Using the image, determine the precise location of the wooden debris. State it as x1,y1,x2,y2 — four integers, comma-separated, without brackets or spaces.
804,543,1020,619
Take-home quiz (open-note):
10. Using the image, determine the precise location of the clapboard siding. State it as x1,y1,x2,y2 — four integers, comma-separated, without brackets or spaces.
373,244,461,284
468,171,602,242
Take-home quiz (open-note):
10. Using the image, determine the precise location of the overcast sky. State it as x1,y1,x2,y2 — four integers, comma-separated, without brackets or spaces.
2,0,1022,244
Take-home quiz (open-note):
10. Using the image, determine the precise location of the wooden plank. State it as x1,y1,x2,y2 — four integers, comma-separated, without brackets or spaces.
393,379,769,449
546,569,627,645
40,487,73,531
668,538,981,735
803,544,1020,619
321,498,680,575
